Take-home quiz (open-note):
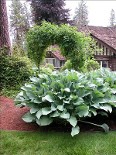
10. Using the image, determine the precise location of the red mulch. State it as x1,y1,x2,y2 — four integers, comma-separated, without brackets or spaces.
0,96,39,131
0,96,116,132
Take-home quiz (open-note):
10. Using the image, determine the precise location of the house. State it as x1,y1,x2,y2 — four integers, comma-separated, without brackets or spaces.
45,50,66,69
45,26,116,71
80,26,116,71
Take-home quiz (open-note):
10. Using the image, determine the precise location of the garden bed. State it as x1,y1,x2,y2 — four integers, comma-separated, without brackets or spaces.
0,96,116,132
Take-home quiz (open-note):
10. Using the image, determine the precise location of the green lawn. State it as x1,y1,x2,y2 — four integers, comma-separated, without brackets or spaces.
1,130,116,155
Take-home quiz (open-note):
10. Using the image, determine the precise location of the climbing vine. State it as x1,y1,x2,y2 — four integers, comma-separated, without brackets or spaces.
26,21,96,70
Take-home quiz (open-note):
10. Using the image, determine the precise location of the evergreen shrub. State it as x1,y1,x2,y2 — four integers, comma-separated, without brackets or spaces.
0,55,32,90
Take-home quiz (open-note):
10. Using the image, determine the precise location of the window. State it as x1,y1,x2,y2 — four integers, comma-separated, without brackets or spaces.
46,58,56,66
100,60,109,68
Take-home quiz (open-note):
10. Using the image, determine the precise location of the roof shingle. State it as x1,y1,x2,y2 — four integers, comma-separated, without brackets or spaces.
51,51,66,60
80,26,116,51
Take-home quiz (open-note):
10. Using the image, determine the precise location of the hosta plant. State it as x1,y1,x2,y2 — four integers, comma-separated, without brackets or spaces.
15,69,116,136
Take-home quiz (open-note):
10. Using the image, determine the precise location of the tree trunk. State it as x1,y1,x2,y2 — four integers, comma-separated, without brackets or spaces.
0,0,11,55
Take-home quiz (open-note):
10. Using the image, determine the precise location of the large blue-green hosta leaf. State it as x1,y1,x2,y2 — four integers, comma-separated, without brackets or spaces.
50,111,60,117
26,92,36,100
76,105,89,117
42,95,54,102
60,111,70,119
57,105,64,111
30,77,39,82
71,126,80,137
90,108,97,116
100,123,109,133
42,107,52,115
67,116,77,127
73,97,84,106
99,105,112,113
36,110,42,119
36,116,53,126
22,112,35,123
64,88,70,92
30,107,40,114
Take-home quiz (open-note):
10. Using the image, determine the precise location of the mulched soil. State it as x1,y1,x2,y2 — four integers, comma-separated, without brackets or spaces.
0,96,116,132
0,96,39,131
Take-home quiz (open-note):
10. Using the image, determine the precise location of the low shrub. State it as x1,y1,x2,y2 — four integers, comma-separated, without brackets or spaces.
60,60,72,71
15,69,116,136
83,59,100,72
0,55,32,91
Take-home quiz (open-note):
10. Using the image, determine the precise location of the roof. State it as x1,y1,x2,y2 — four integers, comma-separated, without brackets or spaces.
51,51,66,61
80,26,116,51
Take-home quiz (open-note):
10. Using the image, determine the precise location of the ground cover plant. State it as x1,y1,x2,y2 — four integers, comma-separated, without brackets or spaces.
1,131,116,155
15,68,116,136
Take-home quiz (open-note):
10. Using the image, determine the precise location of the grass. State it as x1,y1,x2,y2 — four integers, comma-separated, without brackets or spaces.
1,130,116,155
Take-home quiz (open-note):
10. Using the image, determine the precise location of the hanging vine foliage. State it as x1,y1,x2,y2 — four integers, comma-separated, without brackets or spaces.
26,21,94,70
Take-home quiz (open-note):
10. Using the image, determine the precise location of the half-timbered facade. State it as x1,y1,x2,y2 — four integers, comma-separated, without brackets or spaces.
80,26,116,71
45,26,116,71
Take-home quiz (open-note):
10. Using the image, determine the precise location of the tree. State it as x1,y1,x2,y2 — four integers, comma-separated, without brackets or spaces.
73,0,89,28
10,0,30,47
110,9,116,27
0,0,11,55
29,0,70,25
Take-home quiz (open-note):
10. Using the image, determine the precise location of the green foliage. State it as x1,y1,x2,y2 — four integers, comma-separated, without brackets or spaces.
0,46,10,56
60,60,72,71
12,44,27,57
83,59,100,72
15,69,116,136
0,55,32,91
1,87,20,99
44,63,54,71
26,21,95,71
